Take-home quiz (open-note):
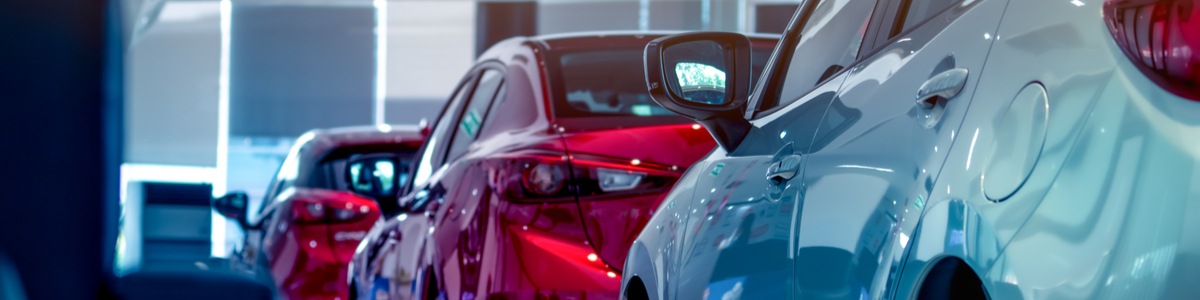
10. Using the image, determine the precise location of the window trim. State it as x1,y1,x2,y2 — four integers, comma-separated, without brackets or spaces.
404,61,505,194
441,63,506,163
750,0,888,119
403,68,479,194
856,0,976,64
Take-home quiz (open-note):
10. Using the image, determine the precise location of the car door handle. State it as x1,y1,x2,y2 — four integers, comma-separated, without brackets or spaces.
766,142,801,184
915,68,969,109
767,155,802,184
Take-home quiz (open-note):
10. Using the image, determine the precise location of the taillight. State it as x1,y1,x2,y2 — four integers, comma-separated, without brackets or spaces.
523,163,568,196
1104,0,1200,100
493,151,681,202
291,200,373,224
595,168,645,192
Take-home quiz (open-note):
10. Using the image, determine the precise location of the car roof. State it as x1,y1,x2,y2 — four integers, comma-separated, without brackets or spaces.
295,124,425,160
477,31,781,63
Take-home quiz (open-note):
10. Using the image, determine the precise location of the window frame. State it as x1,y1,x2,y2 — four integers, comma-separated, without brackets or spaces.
750,0,972,121
748,0,892,119
403,62,505,194
443,65,506,162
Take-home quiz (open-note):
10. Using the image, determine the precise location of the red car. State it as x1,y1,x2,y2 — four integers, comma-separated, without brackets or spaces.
213,125,425,299
347,32,777,300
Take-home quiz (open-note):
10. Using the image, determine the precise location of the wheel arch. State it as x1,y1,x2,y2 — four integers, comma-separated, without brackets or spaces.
620,240,660,300
893,199,1003,299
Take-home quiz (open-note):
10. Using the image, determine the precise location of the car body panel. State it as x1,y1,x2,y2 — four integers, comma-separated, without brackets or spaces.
560,123,715,270
625,0,1200,299
895,0,1200,299
790,0,1009,298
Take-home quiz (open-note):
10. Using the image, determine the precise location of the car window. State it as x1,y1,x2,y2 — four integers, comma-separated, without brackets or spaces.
253,149,299,219
762,0,879,112
478,68,536,139
898,0,959,33
321,153,411,193
410,73,476,190
445,69,503,161
552,49,677,118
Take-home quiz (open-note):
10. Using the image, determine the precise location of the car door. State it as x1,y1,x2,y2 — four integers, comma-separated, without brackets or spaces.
361,67,477,299
406,65,506,299
668,1,881,299
792,0,1009,298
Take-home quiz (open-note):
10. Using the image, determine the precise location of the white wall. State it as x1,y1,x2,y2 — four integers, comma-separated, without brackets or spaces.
125,1,222,167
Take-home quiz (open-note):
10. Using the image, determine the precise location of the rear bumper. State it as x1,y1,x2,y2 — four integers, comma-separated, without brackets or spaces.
278,257,349,300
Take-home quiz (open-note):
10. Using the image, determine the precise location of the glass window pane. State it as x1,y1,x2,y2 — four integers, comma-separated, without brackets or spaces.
769,0,878,110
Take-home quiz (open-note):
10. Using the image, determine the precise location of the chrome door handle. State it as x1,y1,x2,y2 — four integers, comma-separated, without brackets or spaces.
915,68,968,109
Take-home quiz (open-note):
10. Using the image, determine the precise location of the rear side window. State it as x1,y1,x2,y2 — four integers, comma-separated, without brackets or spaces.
445,69,504,161
478,67,537,138
766,0,879,111
898,0,959,32
410,74,475,189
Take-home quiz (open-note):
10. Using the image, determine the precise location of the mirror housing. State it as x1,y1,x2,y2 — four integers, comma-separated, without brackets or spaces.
212,192,251,228
645,32,754,151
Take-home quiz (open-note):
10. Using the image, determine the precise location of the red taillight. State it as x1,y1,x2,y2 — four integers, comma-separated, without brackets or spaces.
1104,0,1200,100
493,151,682,202
523,162,567,196
291,200,373,224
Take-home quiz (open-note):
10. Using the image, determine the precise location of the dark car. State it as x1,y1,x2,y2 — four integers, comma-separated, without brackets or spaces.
212,125,424,299
347,32,777,300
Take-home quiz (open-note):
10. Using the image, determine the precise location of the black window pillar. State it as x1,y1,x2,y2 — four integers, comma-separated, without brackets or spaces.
755,3,800,34
475,1,537,58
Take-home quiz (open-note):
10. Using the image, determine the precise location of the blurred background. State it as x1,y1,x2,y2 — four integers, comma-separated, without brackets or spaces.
116,0,799,275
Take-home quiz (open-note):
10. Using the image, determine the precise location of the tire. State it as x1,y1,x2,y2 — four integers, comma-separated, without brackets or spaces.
625,277,649,300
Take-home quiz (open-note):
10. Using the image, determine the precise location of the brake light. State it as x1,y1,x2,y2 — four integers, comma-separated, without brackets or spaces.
1104,0,1200,100
493,151,681,202
291,199,374,224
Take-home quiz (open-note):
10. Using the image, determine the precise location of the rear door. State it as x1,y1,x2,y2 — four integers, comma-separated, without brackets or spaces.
792,0,1009,298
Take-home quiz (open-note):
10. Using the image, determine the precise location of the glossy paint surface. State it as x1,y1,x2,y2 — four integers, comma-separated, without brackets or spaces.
227,126,422,300
624,0,1200,299
349,32,779,300
264,188,381,299
562,123,716,270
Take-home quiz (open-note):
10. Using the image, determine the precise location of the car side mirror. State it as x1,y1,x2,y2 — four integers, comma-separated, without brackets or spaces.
347,155,406,200
212,192,250,228
645,32,754,151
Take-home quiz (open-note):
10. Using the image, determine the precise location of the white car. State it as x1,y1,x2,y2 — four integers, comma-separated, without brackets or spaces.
622,0,1200,299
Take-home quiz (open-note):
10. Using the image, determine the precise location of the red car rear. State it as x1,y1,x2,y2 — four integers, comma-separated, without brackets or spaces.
213,125,424,299
348,32,777,300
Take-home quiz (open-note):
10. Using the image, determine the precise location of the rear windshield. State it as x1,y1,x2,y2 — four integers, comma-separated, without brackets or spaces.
546,42,776,122
550,49,674,118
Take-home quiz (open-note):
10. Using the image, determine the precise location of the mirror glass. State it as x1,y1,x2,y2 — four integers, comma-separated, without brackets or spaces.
664,40,729,105
348,158,397,197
